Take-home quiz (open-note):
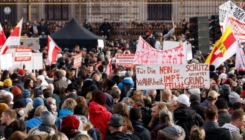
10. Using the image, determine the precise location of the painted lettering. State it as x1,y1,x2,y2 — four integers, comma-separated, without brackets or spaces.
159,66,172,74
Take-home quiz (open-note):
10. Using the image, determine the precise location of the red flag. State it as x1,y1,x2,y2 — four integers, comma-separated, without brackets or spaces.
47,36,60,65
0,23,6,46
0,18,23,55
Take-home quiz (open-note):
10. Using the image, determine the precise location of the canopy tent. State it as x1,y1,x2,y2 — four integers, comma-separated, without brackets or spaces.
40,18,104,51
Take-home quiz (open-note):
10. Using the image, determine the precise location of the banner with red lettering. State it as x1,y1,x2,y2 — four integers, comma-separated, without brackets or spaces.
73,54,82,68
116,54,135,68
14,48,32,62
136,64,210,90
134,36,186,64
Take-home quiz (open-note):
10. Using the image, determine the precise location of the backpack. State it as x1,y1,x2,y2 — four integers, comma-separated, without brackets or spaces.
120,82,132,101
205,128,232,140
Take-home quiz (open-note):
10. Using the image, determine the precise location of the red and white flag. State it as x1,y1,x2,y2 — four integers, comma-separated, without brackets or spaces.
240,2,245,9
106,60,113,75
47,36,60,65
0,18,23,55
0,23,6,46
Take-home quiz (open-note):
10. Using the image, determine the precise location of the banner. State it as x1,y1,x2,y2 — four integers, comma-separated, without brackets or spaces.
73,54,82,68
219,1,245,41
136,64,210,90
0,53,13,70
14,48,32,62
116,54,135,68
134,36,186,64
163,41,180,50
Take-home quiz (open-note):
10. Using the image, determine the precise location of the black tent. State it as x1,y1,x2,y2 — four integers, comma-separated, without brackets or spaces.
40,18,104,50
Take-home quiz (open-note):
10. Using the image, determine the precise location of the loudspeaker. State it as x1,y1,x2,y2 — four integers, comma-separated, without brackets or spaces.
210,15,222,44
189,16,209,53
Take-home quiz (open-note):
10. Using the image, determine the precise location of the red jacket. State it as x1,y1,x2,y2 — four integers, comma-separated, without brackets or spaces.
88,101,112,138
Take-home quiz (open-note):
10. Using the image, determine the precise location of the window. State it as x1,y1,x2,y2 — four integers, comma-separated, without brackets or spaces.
45,0,68,20
148,0,172,20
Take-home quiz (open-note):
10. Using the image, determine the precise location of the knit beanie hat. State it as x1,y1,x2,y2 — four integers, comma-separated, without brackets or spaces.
22,89,31,98
0,103,9,115
18,69,26,76
61,115,80,131
33,97,44,108
41,110,56,126
12,86,22,96
3,78,12,87
229,91,241,104
13,99,26,109
93,91,106,106
107,80,116,90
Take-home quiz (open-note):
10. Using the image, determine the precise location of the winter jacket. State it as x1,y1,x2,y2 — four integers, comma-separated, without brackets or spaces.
105,92,115,113
118,77,134,101
88,101,112,138
104,131,140,140
25,117,42,132
218,111,231,127
222,123,242,140
190,101,207,120
201,99,211,107
53,79,68,94
131,120,151,140
28,127,55,140
174,106,204,140
156,126,185,140
4,123,12,140
204,122,231,140
56,108,73,130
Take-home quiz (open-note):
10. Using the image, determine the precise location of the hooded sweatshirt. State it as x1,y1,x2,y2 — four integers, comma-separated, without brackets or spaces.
222,123,242,140
88,101,112,138
56,108,73,130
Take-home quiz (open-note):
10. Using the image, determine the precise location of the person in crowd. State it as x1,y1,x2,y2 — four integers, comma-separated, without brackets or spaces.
215,99,231,126
50,132,69,140
13,99,26,119
53,71,68,94
38,19,48,37
60,115,82,139
190,92,207,120
201,90,219,107
118,71,134,101
9,131,27,140
99,18,112,40
189,125,205,140
0,109,16,140
11,120,26,133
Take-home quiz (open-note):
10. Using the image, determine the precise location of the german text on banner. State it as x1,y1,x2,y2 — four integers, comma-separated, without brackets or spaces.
73,54,82,68
219,1,245,41
116,54,135,68
136,64,210,90
205,26,237,68
133,36,186,64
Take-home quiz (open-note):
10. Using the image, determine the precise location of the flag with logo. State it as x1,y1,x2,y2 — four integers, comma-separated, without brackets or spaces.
0,23,6,46
205,26,238,68
47,36,60,65
0,18,23,55
235,43,245,70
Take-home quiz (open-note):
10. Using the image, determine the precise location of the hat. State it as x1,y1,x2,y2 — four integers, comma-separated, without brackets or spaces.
107,80,116,90
207,90,219,100
163,125,183,136
66,93,77,100
229,91,241,104
65,83,77,92
222,84,231,97
119,71,126,77
61,115,80,130
146,29,152,35
10,73,19,79
191,59,199,64
37,75,45,81
125,71,132,77
3,78,12,87
13,99,26,109
190,93,200,102
33,97,44,108
93,91,106,106
215,99,228,109
18,69,25,76
12,86,21,96
0,103,9,115
176,94,190,106
188,88,201,94
22,89,31,98
108,114,125,127
41,111,56,126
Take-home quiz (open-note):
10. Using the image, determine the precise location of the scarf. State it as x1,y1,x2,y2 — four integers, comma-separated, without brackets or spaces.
38,124,53,133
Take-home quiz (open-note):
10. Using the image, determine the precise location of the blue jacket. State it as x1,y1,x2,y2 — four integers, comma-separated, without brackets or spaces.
131,120,151,140
56,108,73,130
25,117,42,132
201,99,211,107
118,77,134,91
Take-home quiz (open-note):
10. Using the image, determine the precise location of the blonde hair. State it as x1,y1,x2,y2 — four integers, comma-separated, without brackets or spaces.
9,131,27,140
189,125,205,140
50,132,68,140
74,134,92,140
113,102,129,118
152,102,167,110
61,98,77,110
34,106,47,117
46,97,56,104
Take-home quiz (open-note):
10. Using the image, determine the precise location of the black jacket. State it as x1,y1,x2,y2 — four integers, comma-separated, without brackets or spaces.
131,120,151,140
99,23,112,35
190,101,207,120
38,24,48,35
204,122,231,140
104,131,140,140
4,122,12,140
174,106,204,140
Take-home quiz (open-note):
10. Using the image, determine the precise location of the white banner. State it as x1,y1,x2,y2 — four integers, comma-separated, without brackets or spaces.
136,64,210,90
219,1,245,41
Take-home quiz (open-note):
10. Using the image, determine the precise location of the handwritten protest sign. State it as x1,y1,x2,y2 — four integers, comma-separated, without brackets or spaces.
219,1,245,41
116,54,135,68
134,36,186,64
184,42,193,61
14,48,32,62
163,41,180,50
73,54,82,68
136,64,210,90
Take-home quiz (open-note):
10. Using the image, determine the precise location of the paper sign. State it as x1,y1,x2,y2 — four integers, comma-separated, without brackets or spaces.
116,54,135,68
14,48,32,62
98,39,104,49
73,54,82,68
184,42,193,61
134,36,186,64
136,64,210,90
0,53,13,70
32,53,43,70
163,41,180,50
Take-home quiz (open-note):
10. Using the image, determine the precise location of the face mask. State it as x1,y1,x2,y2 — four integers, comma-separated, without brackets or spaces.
18,110,24,116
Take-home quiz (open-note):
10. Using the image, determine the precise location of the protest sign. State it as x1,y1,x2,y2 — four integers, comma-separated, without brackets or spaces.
73,54,82,68
14,48,32,62
163,41,180,50
184,42,193,61
0,53,13,70
219,1,245,41
98,39,104,49
136,64,210,90
134,36,186,64
116,54,135,68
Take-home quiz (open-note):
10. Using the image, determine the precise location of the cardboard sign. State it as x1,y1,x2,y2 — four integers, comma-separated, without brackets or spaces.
134,36,186,64
14,48,32,62
163,41,180,50
73,54,82,68
136,64,210,90
116,54,135,68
